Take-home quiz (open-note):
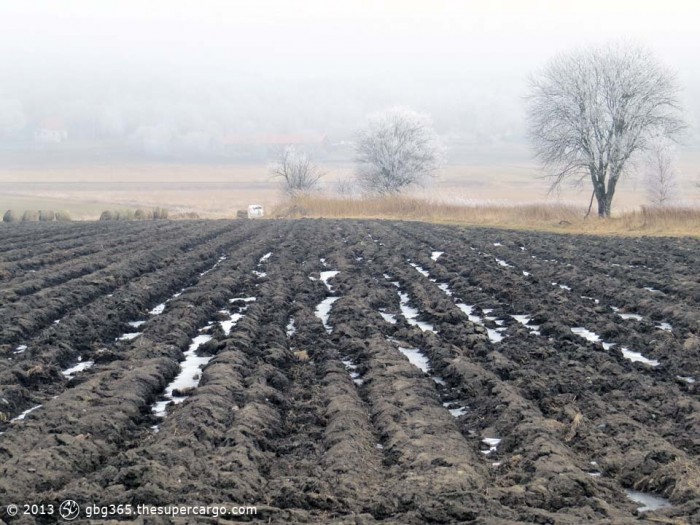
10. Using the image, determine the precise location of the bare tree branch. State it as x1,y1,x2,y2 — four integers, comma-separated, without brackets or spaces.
645,135,678,207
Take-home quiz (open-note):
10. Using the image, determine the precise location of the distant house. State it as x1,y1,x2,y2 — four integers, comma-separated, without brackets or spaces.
220,133,329,159
34,118,68,143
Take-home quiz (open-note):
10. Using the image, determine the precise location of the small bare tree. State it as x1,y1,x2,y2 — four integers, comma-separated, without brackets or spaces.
355,108,443,195
270,146,324,197
645,136,678,207
527,44,684,217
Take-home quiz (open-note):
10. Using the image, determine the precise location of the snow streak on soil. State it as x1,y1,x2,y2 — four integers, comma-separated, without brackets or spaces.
398,291,436,333
11,404,42,422
152,334,213,417
625,490,671,512
319,270,340,292
315,297,339,333
62,358,95,378
397,346,430,373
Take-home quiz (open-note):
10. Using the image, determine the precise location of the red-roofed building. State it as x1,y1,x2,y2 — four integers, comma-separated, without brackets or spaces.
34,117,68,143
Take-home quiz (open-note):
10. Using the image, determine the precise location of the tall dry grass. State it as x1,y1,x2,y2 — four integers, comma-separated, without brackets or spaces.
270,196,700,237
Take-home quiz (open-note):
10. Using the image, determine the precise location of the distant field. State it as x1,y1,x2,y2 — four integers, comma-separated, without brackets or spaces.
1,156,699,220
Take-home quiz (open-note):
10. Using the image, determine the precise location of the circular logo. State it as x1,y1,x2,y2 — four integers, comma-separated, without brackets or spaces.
59,500,80,521
6,504,18,517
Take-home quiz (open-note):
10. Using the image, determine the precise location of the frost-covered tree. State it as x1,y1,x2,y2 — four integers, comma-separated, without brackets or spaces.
527,44,684,217
270,146,325,197
645,136,678,207
355,108,443,195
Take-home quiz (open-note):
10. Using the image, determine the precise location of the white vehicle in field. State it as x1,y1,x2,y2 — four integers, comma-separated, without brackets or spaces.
247,204,264,219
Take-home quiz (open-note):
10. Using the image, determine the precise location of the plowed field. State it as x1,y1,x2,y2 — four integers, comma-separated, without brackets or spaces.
1,220,698,524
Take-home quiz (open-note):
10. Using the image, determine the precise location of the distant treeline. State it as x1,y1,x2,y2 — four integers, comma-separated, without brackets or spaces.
2,210,71,222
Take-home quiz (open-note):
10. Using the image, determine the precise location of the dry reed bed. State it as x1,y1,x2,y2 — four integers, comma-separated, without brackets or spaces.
272,196,700,237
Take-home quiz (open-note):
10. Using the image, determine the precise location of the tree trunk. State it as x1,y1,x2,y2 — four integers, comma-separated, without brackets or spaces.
597,196,607,218
604,172,620,218
593,177,608,218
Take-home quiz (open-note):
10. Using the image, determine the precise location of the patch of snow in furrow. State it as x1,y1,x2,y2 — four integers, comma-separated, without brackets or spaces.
520,246,526,251
150,303,166,315
437,283,452,296
14,345,27,354
481,437,501,455
229,297,256,303
571,327,602,344
552,282,571,290
581,295,600,304
319,257,327,267
62,358,95,378
431,251,444,261
398,292,436,333
455,303,504,342
522,271,530,276
397,346,430,373
625,490,671,513
644,287,662,294
199,256,225,276
409,262,430,278
356,256,363,262
486,328,505,343
493,242,502,247
341,358,363,385
315,297,339,333
11,404,42,422
456,303,482,324
432,376,446,386
252,270,267,278
512,315,541,335
319,270,340,292
117,332,142,341
152,334,213,417
656,322,672,332
128,320,146,328
677,376,695,384
495,258,512,268
286,317,296,336
442,402,467,417
220,312,245,336
259,252,272,264
621,348,659,367
378,310,397,324
619,313,643,321
54,319,61,324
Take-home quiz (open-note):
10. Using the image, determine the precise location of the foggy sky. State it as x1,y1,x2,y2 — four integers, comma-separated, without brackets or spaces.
1,0,698,157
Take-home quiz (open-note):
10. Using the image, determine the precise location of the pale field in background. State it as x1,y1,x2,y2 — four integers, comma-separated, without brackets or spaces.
1,156,698,220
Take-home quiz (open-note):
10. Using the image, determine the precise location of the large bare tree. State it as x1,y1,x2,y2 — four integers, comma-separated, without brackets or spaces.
527,44,684,217
355,108,443,195
270,146,325,197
